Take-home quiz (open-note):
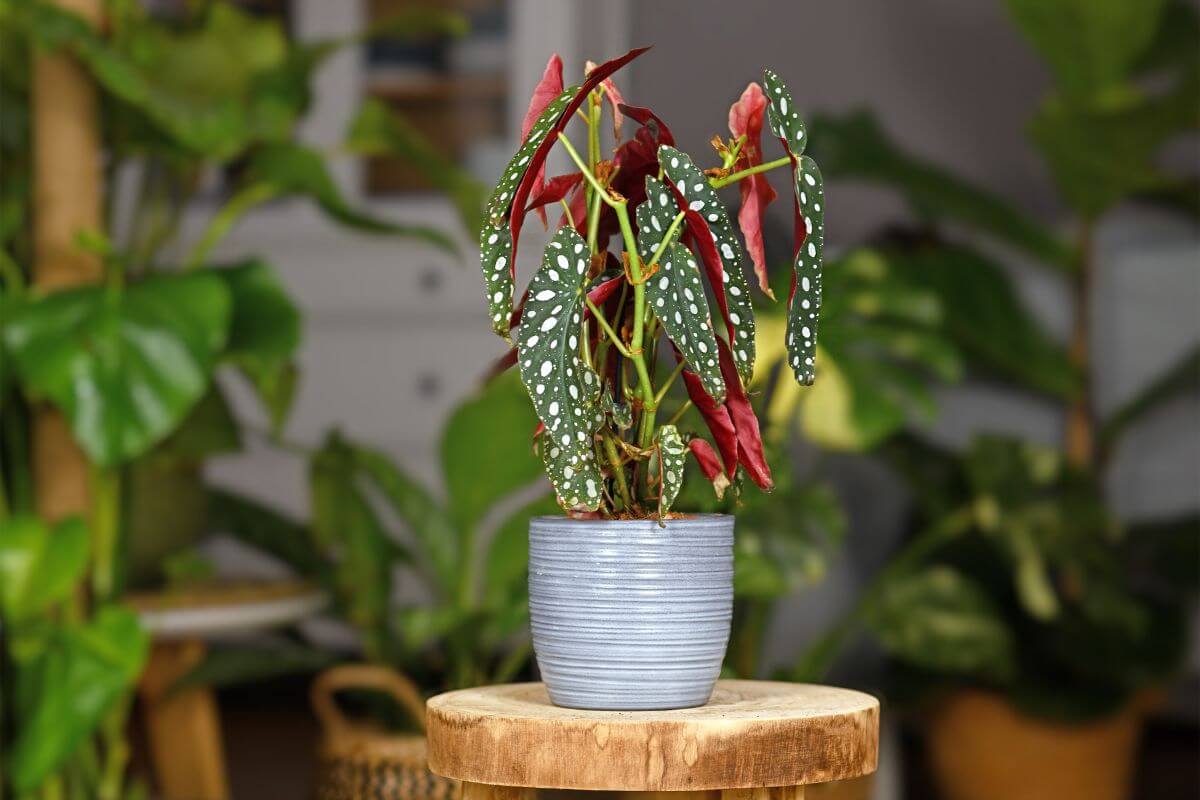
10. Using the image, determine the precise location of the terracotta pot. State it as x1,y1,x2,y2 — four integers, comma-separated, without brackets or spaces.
926,690,1145,800
311,665,458,800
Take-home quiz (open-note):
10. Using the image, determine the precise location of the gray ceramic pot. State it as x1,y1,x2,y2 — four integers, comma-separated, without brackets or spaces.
528,514,734,710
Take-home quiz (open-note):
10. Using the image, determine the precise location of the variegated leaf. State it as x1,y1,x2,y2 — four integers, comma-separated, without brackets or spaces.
656,425,686,518
480,223,514,339
485,87,575,225
787,155,824,385
636,178,724,400
658,145,756,384
516,226,604,510
763,69,807,156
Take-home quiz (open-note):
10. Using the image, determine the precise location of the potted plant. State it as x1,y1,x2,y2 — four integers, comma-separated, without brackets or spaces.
469,47,834,711
794,1,1198,797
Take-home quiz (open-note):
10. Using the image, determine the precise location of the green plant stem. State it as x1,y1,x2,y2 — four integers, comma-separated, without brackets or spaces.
186,183,277,270
97,696,132,800
654,361,687,406
646,211,687,268
709,156,793,189
586,189,602,253
603,435,633,509
0,249,25,293
557,134,620,209
88,467,121,604
586,298,631,356
666,400,693,427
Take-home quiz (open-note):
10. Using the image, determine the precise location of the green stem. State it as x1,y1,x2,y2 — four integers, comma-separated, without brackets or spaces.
603,435,633,510
654,361,687,406
97,697,132,800
646,211,687,268
586,298,631,357
0,250,25,293
709,155,793,189
666,399,693,427
185,183,277,270
557,134,620,209
586,188,602,253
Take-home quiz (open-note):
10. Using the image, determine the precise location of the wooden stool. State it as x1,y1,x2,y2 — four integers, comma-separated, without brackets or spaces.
425,680,879,800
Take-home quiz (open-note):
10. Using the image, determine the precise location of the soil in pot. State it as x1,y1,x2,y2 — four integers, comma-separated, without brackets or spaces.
926,690,1145,800
528,514,734,711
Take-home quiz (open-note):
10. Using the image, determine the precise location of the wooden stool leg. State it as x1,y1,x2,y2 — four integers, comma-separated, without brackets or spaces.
462,783,535,800
139,640,230,800
721,789,805,800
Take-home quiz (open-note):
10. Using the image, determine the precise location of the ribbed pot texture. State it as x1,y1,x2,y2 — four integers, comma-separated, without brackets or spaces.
528,514,734,710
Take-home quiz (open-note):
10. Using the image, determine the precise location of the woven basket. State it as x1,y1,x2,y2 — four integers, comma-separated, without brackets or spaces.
311,665,458,800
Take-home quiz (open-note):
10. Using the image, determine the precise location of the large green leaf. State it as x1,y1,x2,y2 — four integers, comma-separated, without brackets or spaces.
309,434,397,656
660,145,757,383
1100,344,1200,453
885,245,1077,398
637,180,723,400
1004,0,1169,99
351,442,458,600
807,111,1072,269
865,566,1016,680
0,515,88,622
2,272,231,466
515,227,604,511
346,99,485,237
10,606,149,792
214,259,301,430
763,68,808,156
441,370,543,532
155,382,241,459
206,488,326,579
1030,80,1199,218
14,2,295,159
485,87,574,224
244,143,457,253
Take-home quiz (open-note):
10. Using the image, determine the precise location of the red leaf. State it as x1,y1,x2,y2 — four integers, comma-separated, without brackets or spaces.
679,360,738,478
716,339,773,491
587,274,624,306
521,55,565,142
688,438,731,500
525,172,584,219
520,55,565,229
728,82,778,299
509,47,651,272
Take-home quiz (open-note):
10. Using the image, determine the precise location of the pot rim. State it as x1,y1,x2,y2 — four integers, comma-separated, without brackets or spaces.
529,513,732,529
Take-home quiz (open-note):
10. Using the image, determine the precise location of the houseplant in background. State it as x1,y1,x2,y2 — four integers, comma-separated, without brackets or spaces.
0,1,476,796
473,46,838,711
797,1,1199,798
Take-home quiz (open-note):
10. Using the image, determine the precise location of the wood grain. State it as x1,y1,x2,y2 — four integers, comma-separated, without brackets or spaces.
426,681,878,791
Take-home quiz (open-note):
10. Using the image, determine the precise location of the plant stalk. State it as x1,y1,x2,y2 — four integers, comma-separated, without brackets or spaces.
1065,220,1095,469
709,156,793,189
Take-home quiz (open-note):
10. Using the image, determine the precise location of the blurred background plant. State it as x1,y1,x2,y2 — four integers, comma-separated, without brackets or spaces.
789,0,1198,796
0,0,479,795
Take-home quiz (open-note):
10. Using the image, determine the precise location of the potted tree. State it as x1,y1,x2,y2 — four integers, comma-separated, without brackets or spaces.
474,48,830,710
794,0,1198,797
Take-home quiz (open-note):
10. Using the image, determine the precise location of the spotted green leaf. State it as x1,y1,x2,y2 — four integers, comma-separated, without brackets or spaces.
763,69,807,156
516,227,604,511
485,87,575,224
658,145,756,384
637,178,724,400
480,223,514,339
787,156,825,385
656,425,686,518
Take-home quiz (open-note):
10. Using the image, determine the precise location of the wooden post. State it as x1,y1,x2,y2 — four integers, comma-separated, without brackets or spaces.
31,0,103,521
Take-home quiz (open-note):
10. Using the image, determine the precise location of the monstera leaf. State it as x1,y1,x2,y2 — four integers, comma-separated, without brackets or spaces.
0,516,88,623
2,273,230,466
659,145,757,384
637,177,724,400
515,227,604,510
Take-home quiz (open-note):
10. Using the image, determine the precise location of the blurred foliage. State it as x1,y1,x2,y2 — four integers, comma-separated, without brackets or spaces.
797,0,1199,722
205,371,549,699
0,0,482,794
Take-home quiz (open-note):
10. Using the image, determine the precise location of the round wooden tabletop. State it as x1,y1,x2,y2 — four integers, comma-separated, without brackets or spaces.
426,680,879,791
